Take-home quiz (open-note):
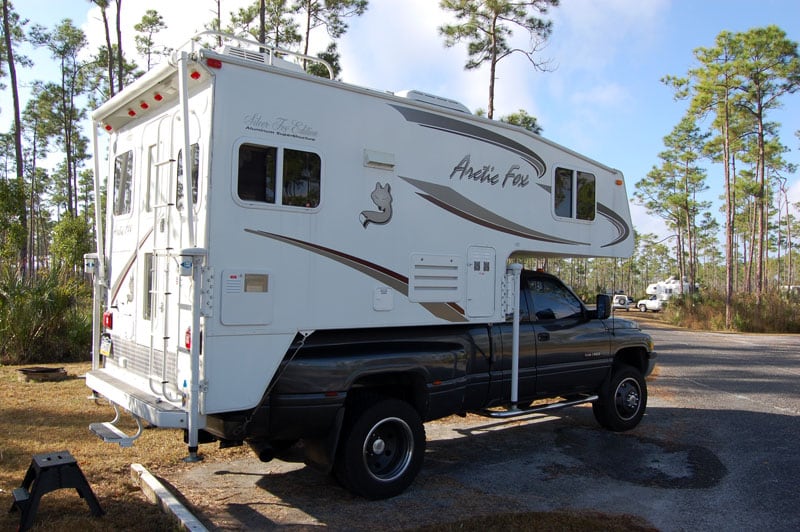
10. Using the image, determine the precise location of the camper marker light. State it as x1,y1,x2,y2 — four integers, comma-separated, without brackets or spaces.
140,101,149,110
102,311,113,329
127,109,136,117
153,93,163,101
190,70,201,80
185,327,192,350
206,58,222,69
615,179,623,186
104,124,112,131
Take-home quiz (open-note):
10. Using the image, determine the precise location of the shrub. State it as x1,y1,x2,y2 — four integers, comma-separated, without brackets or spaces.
664,290,800,332
0,265,92,365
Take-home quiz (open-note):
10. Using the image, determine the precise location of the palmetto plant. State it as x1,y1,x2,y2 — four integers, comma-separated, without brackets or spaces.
0,265,91,364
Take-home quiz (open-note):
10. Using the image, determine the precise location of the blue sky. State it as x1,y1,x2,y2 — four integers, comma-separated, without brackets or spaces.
7,0,800,241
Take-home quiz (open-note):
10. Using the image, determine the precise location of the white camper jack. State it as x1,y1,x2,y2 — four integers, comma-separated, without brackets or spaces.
86,32,654,497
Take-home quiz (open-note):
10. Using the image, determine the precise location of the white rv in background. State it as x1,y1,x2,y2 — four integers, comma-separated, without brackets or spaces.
645,275,692,299
84,32,650,498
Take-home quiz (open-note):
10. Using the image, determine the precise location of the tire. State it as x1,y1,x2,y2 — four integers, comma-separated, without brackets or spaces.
334,397,425,499
592,365,647,432
639,304,647,312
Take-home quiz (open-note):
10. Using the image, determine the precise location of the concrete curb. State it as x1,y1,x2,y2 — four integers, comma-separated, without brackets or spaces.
130,463,208,532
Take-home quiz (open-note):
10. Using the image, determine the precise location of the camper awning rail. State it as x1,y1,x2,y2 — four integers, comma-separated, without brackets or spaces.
175,31,334,80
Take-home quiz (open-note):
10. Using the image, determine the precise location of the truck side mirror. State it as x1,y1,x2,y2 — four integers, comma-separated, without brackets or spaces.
595,294,611,320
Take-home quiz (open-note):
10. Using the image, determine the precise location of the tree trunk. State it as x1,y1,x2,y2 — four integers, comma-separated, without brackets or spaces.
2,0,28,276
115,0,124,91
100,5,115,96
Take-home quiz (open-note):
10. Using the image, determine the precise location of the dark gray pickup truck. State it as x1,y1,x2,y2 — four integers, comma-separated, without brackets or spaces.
203,269,656,499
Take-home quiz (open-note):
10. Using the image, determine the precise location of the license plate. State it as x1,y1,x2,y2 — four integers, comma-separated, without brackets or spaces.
99,336,112,357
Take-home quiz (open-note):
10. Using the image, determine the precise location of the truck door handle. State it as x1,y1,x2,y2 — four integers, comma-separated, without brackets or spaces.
537,332,550,342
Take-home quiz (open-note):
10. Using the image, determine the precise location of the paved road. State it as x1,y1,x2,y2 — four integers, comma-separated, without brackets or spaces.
170,323,800,530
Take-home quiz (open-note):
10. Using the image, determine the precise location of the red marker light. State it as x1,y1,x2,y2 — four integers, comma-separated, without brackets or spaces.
190,70,201,80
127,109,136,117
140,101,149,110
104,124,113,131
206,58,222,69
185,327,192,349
153,93,163,101
103,311,113,329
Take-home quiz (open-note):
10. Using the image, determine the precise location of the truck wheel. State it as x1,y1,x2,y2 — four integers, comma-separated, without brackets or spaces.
593,365,647,432
334,397,425,499
638,304,647,312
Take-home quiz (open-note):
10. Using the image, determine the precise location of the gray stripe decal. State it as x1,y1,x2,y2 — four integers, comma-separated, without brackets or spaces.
400,176,588,245
244,229,468,322
597,204,631,247
390,105,547,178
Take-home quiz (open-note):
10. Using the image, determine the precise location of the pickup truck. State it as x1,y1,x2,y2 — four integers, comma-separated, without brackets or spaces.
202,270,657,499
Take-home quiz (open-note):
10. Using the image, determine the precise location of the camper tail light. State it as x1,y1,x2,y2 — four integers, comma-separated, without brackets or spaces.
206,58,222,69
102,311,113,330
185,327,192,350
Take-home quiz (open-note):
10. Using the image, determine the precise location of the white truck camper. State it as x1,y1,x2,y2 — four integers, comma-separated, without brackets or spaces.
86,32,651,498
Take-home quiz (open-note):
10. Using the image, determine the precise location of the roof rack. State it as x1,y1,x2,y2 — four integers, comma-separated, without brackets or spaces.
174,31,334,79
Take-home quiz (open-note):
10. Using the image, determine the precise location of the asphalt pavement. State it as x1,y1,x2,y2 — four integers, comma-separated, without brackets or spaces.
168,322,800,531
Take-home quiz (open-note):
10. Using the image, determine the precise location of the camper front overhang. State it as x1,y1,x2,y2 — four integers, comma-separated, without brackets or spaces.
92,56,212,133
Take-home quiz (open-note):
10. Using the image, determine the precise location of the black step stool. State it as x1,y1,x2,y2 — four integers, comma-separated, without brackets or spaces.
9,450,104,531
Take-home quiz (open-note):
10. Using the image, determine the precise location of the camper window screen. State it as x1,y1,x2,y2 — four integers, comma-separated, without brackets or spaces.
113,150,134,216
238,144,277,203
554,167,595,221
176,143,200,210
576,171,595,221
282,149,320,208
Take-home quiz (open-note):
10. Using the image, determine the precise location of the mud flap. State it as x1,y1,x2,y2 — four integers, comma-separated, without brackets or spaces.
302,407,345,473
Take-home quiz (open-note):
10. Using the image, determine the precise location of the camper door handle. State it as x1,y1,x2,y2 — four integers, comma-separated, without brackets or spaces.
537,332,550,342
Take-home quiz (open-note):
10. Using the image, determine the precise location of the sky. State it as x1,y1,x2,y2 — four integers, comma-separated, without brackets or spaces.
6,0,800,241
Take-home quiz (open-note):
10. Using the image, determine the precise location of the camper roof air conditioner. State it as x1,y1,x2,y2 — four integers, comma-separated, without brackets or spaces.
222,45,305,73
395,90,471,114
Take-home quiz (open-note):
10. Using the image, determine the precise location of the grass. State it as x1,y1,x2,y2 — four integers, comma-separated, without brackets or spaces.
1,362,657,531
0,362,250,531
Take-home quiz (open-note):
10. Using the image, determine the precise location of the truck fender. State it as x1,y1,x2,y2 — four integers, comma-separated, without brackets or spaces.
302,406,345,473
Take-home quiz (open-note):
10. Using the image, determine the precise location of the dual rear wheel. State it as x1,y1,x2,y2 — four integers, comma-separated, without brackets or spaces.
333,397,425,500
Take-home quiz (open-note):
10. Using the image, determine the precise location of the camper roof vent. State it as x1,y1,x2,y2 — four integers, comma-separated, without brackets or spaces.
395,90,471,114
222,45,305,73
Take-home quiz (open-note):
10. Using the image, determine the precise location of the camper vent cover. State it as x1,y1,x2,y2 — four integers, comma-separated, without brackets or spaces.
223,45,267,63
222,46,305,73
408,253,463,303
395,90,471,114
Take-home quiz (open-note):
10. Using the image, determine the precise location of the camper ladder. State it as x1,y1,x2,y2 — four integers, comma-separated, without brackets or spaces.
147,161,180,399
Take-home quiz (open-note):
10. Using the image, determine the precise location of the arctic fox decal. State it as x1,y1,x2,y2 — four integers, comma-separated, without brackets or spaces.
360,182,393,228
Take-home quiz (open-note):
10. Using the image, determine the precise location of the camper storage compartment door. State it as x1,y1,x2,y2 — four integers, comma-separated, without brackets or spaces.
221,270,274,325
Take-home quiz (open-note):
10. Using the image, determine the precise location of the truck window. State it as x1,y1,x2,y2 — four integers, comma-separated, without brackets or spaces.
113,150,134,216
238,143,277,203
176,143,200,211
554,167,595,221
282,148,320,208
526,277,583,320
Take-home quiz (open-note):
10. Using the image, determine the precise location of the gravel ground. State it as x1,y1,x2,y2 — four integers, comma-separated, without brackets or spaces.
165,320,800,531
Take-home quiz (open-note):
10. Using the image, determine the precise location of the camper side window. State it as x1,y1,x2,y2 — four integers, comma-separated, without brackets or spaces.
113,150,134,216
176,143,200,211
282,149,320,208
554,167,595,222
238,144,277,203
